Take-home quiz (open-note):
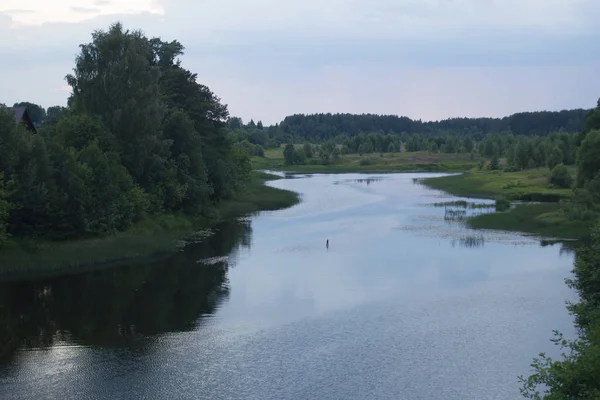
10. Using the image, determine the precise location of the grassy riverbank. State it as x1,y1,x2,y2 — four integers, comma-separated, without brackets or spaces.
252,148,479,173
421,168,592,239
467,203,588,240
422,168,573,201
0,172,299,278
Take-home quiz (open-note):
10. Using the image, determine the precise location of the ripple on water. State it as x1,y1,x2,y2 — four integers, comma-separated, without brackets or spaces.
395,215,540,247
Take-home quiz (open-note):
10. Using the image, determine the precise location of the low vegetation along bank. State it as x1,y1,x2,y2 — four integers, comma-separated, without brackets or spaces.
0,172,299,278
422,162,596,240
252,147,479,173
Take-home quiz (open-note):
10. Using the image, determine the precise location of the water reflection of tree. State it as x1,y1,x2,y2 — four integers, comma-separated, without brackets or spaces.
539,239,581,256
354,178,382,185
451,235,485,248
0,220,252,364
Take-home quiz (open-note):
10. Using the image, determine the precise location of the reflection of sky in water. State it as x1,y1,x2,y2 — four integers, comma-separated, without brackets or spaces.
216,173,574,330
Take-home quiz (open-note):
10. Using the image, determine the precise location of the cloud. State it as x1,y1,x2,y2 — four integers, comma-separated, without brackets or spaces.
159,0,600,38
2,9,34,14
0,0,163,25
0,0,599,123
192,62,600,124
71,6,100,14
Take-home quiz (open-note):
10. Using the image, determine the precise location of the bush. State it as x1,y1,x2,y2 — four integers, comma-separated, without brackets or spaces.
360,157,377,166
489,155,500,170
495,197,511,212
549,163,573,189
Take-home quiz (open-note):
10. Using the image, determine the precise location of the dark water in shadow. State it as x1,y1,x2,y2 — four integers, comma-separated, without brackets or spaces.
0,173,577,400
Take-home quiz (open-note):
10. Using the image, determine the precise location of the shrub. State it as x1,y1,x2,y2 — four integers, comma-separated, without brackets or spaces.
360,157,377,166
495,197,511,212
489,155,500,170
549,163,573,189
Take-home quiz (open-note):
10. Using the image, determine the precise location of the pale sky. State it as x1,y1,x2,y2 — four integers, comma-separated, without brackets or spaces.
1,0,599,124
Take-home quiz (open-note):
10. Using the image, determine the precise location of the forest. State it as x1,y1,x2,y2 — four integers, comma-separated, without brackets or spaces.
228,110,589,172
0,23,251,244
228,107,589,149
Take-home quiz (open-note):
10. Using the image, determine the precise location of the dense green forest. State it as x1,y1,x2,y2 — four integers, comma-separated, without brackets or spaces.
279,110,588,139
228,115,584,171
227,108,588,148
0,23,251,244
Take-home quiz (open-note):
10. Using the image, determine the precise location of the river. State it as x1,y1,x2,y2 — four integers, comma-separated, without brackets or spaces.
0,172,576,400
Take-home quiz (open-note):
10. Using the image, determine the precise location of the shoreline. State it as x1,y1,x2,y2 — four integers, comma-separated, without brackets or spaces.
419,170,590,240
0,171,300,280
3,166,589,279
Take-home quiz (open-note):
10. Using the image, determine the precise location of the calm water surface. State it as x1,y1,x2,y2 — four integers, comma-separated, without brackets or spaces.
0,173,577,400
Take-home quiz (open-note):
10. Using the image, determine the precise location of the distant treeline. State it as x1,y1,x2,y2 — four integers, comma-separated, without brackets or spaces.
278,109,588,140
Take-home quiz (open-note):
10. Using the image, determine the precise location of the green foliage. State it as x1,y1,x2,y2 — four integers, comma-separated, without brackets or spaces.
467,203,589,239
580,102,600,142
0,172,13,245
547,146,564,169
303,143,313,158
423,169,572,202
576,130,600,188
495,197,511,211
548,164,573,189
283,144,295,165
279,110,586,140
520,224,600,398
45,106,67,125
489,155,500,170
0,23,252,243
12,102,46,125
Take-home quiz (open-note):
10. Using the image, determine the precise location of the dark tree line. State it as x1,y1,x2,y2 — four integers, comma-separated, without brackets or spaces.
278,109,587,140
0,23,251,243
224,108,589,168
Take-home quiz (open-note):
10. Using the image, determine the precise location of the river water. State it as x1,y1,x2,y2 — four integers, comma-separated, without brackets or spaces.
0,173,576,400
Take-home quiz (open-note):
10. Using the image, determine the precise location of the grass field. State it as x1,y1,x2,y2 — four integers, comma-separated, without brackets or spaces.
218,171,300,218
466,203,589,240
420,166,592,239
252,147,480,173
422,168,574,202
0,172,299,278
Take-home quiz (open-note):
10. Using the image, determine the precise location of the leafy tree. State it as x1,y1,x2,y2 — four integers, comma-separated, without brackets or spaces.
576,130,600,188
13,102,46,125
330,147,341,163
283,144,295,165
303,143,313,159
0,172,13,245
227,117,243,130
44,106,67,127
548,164,573,189
0,23,254,242
547,146,564,169
66,22,166,186
293,148,306,165
463,137,474,153
520,224,600,399
489,155,500,170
